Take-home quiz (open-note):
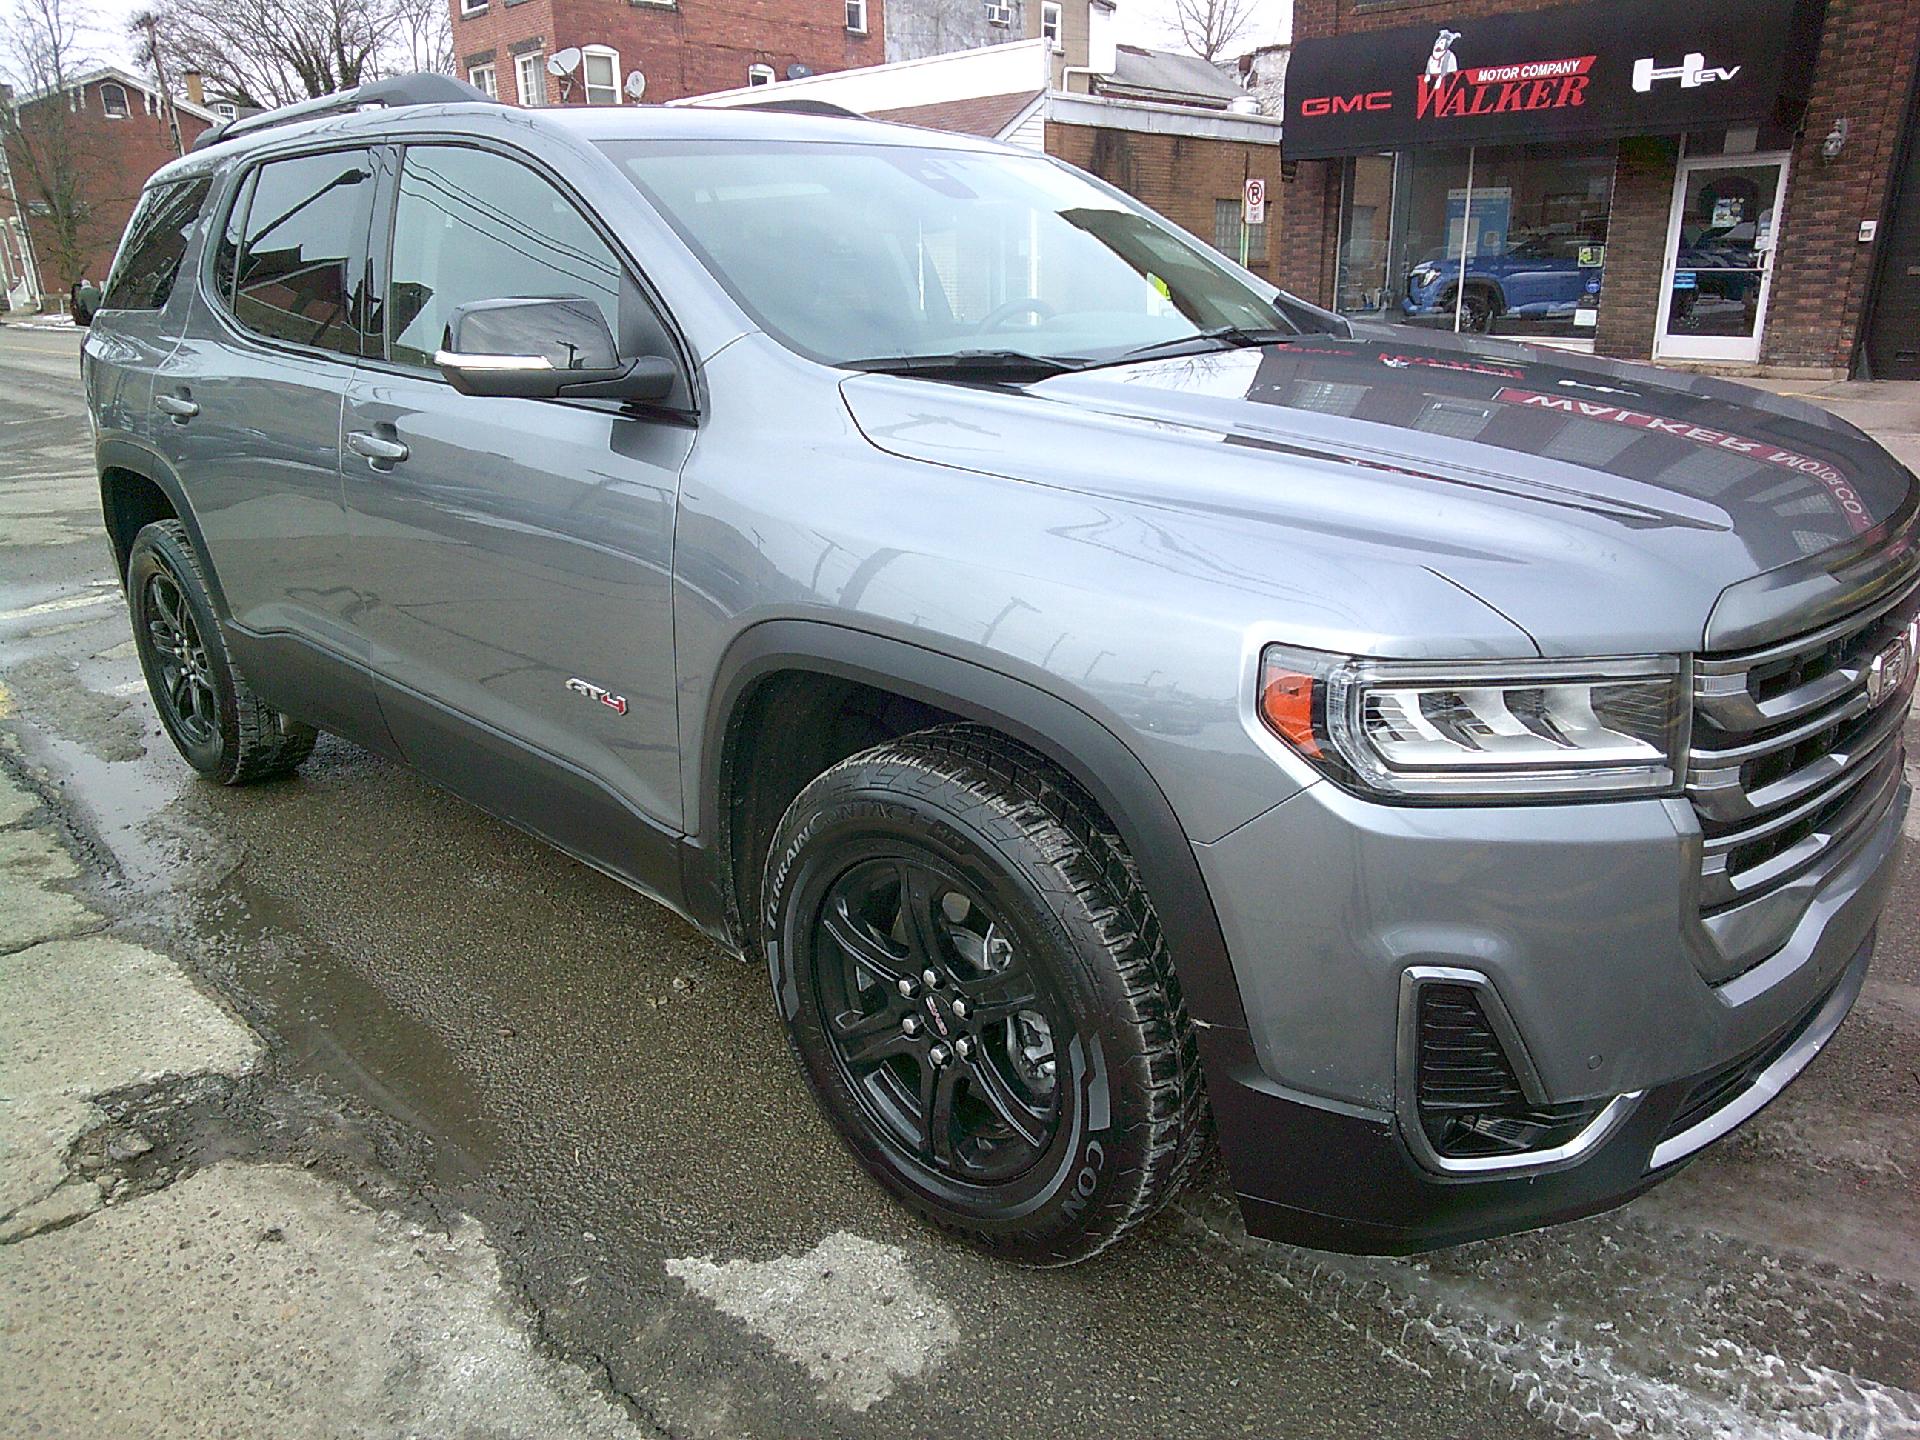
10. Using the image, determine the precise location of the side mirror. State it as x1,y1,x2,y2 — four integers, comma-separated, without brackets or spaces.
434,296,676,403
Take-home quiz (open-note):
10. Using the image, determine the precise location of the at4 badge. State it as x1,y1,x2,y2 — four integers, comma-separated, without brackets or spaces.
565,677,629,715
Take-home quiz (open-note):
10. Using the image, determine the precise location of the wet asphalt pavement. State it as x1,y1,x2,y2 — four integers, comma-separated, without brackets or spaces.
3,322,1918,1439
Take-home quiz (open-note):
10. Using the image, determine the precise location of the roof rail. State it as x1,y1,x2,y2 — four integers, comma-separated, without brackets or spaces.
730,98,866,119
190,73,499,152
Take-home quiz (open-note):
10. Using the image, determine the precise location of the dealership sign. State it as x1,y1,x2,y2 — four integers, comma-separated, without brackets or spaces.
1284,0,1823,159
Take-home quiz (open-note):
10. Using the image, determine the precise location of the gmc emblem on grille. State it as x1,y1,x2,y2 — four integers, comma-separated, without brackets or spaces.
1865,628,1916,708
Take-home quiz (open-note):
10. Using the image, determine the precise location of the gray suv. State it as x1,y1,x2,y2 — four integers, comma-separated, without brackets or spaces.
82,75,1915,1263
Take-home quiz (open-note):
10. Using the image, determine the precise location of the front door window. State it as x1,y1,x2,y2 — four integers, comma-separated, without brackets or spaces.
1657,158,1788,363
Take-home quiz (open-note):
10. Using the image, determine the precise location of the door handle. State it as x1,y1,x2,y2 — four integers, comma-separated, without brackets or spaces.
155,391,199,421
346,429,411,466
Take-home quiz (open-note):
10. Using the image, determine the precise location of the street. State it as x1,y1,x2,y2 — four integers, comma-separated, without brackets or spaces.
2,319,1918,1438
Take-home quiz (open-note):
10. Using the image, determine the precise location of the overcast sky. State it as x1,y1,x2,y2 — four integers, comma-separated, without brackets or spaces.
76,0,1292,76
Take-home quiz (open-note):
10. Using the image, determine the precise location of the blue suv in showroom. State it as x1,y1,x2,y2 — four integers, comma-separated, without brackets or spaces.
1402,233,1603,332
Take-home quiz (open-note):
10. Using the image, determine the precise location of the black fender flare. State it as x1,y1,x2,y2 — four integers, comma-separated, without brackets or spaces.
95,436,232,618
696,618,1250,1030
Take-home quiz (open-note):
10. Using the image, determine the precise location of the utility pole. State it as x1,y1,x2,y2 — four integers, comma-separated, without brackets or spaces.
135,13,184,157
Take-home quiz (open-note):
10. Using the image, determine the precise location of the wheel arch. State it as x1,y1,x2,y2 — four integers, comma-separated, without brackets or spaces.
695,619,1249,1031
97,438,230,616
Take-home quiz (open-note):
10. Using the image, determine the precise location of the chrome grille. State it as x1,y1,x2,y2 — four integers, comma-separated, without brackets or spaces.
1689,576,1919,916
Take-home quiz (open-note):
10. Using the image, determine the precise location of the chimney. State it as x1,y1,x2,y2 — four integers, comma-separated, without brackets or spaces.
183,70,204,107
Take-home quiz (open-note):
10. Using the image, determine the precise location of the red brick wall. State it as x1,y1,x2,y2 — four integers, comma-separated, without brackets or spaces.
1044,121,1284,279
1591,134,1679,361
1760,0,1920,370
3,78,210,295
456,0,560,103
1280,0,1920,374
452,0,884,105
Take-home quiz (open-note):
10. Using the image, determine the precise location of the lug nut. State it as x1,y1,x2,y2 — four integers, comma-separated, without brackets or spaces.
954,1037,972,1059
922,968,942,988
897,977,916,998
928,1043,952,1067
902,1016,920,1036
950,998,968,1020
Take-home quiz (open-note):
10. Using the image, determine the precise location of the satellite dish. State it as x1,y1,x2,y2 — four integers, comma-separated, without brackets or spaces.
624,69,647,100
547,47,582,77
785,63,813,80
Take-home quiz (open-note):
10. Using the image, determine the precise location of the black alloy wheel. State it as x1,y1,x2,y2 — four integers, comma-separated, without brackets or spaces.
815,854,1066,1184
142,567,218,748
127,519,317,784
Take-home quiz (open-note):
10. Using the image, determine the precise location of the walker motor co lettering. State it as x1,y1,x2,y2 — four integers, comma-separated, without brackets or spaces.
1283,0,1822,159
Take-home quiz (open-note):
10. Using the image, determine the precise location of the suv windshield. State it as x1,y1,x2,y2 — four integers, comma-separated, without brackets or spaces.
603,139,1299,368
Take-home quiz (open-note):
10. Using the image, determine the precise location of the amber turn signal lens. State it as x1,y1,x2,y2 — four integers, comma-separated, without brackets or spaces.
1259,666,1321,758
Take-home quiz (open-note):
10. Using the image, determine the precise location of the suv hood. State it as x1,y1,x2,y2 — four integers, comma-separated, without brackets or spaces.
840,333,1915,655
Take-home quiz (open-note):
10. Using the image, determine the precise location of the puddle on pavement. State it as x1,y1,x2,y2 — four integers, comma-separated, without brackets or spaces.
3,689,508,1197
187,868,509,1189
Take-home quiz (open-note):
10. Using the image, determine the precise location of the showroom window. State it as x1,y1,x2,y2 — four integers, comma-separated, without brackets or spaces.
1335,141,1614,341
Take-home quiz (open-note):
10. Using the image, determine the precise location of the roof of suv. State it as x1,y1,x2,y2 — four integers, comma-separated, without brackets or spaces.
157,88,1012,186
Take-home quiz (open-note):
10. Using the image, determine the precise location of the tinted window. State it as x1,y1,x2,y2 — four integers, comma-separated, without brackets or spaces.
102,179,211,311
232,149,375,356
385,145,621,371
212,167,256,306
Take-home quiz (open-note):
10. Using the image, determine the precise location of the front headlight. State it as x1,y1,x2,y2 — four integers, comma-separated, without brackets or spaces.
1257,645,1688,801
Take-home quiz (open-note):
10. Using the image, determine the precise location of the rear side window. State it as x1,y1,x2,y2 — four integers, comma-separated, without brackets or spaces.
384,145,623,370
102,179,212,312
229,148,376,357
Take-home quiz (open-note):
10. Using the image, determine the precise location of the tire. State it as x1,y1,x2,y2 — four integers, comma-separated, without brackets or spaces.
1457,287,1497,333
127,519,317,784
762,723,1207,1265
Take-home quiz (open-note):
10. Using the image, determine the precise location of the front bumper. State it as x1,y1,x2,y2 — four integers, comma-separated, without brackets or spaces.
1191,770,1903,1253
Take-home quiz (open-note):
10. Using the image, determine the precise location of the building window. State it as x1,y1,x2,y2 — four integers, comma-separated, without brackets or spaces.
747,63,775,87
1333,141,1614,340
214,102,238,121
985,1,1013,27
1041,1,1062,49
581,46,621,105
514,52,546,106
1214,198,1268,264
98,83,130,118
468,63,497,98
459,0,486,15
845,0,867,32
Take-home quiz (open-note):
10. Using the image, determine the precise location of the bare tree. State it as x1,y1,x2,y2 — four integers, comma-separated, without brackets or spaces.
387,0,450,79
0,0,102,291
146,0,442,112
1169,0,1259,64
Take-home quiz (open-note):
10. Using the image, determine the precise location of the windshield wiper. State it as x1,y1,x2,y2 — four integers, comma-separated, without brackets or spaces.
1093,326,1299,367
841,349,1085,381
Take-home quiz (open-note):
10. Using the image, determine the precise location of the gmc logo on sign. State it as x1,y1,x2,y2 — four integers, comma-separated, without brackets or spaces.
1300,90,1395,117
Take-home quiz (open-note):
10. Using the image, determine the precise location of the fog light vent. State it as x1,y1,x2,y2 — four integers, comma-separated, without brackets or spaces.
1415,983,1603,1161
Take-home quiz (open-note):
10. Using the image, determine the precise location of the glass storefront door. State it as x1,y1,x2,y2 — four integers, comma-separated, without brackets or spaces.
1655,156,1790,363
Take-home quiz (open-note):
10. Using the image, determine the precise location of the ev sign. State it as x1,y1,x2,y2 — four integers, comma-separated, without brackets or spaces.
1243,177,1267,227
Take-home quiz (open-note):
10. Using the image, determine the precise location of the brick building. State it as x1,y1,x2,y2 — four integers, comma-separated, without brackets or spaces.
1,66,214,310
679,32,1286,278
452,0,884,107
1276,0,1920,378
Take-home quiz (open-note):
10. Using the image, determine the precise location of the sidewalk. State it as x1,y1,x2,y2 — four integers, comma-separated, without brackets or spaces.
0,763,648,1439
1738,377,1920,475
